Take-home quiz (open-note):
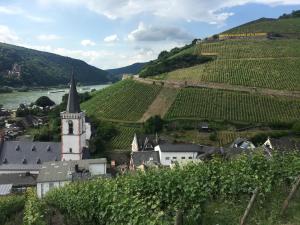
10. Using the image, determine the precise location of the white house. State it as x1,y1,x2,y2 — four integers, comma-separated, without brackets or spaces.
36,158,107,198
154,143,209,166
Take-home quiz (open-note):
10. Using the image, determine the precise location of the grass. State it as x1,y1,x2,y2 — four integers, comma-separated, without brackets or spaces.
165,87,300,123
81,79,162,122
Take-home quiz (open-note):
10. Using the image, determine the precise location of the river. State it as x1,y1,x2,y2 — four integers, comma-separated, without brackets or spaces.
0,84,110,110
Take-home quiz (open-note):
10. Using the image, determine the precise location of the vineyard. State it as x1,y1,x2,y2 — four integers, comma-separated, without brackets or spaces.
38,151,300,225
164,58,300,91
161,39,300,91
111,126,141,150
164,88,300,123
223,17,300,34
81,79,162,122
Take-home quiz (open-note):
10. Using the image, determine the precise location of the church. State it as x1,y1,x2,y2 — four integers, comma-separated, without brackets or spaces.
0,74,91,174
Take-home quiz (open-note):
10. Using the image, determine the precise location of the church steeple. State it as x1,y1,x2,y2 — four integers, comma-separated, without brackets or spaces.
66,72,81,113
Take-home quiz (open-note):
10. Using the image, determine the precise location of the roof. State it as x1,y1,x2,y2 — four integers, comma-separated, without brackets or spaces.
0,164,42,171
0,173,37,186
0,184,12,195
131,151,160,166
37,158,107,183
135,134,160,151
66,73,81,113
268,137,300,151
230,138,255,149
157,143,208,153
0,141,61,165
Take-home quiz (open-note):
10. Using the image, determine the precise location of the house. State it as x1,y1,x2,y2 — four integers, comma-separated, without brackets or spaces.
230,138,256,150
36,158,107,198
0,140,61,174
154,143,211,166
263,137,300,151
130,151,160,169
131,133,161,152
0,173,37,195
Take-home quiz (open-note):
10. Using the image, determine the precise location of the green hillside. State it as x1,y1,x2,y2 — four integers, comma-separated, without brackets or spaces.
224,17,300,34
0,42,109,87
165,88,300,123
81,79,162,122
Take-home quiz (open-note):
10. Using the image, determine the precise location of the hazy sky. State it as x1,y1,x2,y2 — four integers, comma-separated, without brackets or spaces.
0,0,299,69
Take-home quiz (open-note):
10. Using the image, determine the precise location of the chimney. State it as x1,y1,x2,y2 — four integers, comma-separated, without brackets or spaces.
111,160,116,168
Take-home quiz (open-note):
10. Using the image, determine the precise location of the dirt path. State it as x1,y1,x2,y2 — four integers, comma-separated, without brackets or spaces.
133,77,300,99
139,87,179,122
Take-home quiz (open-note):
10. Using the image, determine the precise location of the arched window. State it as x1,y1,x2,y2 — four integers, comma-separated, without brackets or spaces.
68,120,73,134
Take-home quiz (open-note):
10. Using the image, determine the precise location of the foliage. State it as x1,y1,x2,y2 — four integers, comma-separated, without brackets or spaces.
35,96,55,108
143,115,164,134
0,195,25,224
165,87,300,123
0,42,108,87
23,188,46,225
81,80,162,122
139,53,213,77
279,10,300,19
45,151,300,224
292,121,300,135
89,119,118,155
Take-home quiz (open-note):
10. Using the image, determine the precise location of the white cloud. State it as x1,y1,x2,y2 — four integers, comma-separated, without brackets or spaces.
0,6,23,15
26,15,53,23
81,39,96,46
0,25,20,44
35,0,300,24
104,34,119,43
128,22,194,42
37,34,61,41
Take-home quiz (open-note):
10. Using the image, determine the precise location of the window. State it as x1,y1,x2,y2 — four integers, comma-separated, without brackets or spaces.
68,120,73,134
188,157,193,159
172,157,177,160
165,157,170,160
181,157,186,159
69,148,72,153
49,182,54,190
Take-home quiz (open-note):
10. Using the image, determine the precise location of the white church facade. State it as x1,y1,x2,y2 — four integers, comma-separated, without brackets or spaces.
60,74,91,161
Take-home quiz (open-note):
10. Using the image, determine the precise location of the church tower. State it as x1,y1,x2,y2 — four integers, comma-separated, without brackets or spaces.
61,73,88,161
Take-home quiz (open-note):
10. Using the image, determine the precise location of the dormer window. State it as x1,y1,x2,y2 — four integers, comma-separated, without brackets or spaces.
36,158,41,164
68,120,73,134
31,145,36,151
22,158,27,164
3,158,7,164
46,145,51,152
16,145,20,151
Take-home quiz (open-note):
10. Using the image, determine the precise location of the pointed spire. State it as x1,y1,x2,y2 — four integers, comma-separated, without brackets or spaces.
66,71,81,113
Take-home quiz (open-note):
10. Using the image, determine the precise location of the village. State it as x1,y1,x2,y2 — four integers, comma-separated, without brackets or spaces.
0,74,299,198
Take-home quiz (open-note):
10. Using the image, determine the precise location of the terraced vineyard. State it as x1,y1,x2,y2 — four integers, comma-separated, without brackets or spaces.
165,58,300,91
224,17,300,34
165,88,300,123
111,126,141,149
81,79,162,122
161,39,300,91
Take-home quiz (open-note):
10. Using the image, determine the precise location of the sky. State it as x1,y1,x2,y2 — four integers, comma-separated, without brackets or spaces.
0,0,299,69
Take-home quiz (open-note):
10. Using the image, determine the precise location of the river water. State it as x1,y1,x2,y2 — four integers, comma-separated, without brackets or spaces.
0,84,110,110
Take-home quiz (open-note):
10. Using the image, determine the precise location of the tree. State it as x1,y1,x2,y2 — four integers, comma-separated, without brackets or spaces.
292,121,300,135
143,115,164,134
35,96,55,108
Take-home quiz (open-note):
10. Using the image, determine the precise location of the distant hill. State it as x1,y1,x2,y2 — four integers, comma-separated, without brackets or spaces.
0,43,109,87
106,62,147,81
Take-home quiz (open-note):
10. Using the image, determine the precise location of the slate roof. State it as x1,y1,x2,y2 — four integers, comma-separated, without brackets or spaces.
37,158,107,183
0,164,42,172
131,151,160,166
0,141,61,165
230,138,255,149
267,137,300,151
66,73,81,113
157,143,208,153
134,134,163,151
0,173,37,186
0,184,12,195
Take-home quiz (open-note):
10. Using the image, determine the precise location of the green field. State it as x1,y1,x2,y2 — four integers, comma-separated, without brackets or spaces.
81,79,162,122
224,17,300,34
111,126,141,150
160,39,300,91
165,88,300,123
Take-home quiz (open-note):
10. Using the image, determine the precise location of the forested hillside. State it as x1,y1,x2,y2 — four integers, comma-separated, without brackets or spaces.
0,43,109,87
